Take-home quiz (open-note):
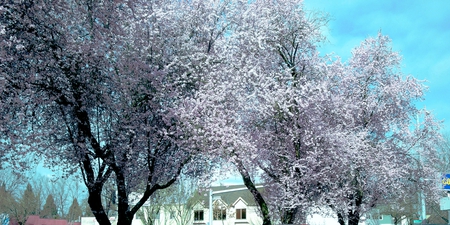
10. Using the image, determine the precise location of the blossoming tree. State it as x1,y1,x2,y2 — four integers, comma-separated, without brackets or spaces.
182,2,441,225
1,1,441,225
0,0,225,224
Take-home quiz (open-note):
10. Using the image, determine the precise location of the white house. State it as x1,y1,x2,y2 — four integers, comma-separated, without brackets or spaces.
134,185,264,225
79,185,403,225
133,185,346,225
195,186,264,225
188,185,264,225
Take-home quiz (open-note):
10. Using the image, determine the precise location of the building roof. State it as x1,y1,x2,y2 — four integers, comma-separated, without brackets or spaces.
195,184,265,207
25,215,69,225
7,216,19,225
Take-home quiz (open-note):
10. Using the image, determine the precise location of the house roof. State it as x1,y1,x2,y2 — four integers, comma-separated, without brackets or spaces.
195,184,265,207
8,216,19,225
25,215,69,225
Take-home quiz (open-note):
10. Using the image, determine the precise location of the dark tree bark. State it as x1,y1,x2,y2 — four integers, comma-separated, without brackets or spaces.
347,190,363,225
88,187,111,225
337,212,345,225
235,158,271,225
281,207,299,224
348,210,360,225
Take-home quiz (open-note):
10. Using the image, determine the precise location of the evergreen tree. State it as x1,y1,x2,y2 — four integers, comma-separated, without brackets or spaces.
0,182,16,215
40,194,58,219
67,198,82,222
17,183,39,224
0,183,7,213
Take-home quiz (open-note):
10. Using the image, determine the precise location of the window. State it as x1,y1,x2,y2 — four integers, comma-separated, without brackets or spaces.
213,208,226,220
236,209,246,220
194,210,204,221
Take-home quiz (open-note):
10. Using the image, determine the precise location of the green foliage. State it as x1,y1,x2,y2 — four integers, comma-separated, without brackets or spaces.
13,183,41,225
40,194,58,219
0,183,16,216
67,198,83,222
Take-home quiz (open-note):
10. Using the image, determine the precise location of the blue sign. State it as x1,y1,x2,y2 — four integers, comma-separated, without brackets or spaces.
442,174,450,190
0,214,9,225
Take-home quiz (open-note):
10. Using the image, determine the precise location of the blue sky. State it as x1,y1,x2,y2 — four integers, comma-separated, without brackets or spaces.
303,0,450,135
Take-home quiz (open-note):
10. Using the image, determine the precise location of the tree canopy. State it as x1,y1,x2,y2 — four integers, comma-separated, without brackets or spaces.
0,1,442,225
1,0,216,224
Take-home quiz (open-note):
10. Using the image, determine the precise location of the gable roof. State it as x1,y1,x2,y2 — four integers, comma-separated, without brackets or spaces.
195,184,265,207
231,197,248,207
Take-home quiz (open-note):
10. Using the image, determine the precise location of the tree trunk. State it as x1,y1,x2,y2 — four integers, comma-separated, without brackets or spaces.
235,159,271,225
282,207,298,224
116,170,133,225
337,212,345,225
348,210,360,225
116,213,133,225
88,188,111,225
347,188,363,225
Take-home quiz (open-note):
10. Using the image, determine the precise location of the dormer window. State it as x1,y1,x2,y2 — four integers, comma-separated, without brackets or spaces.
213,208,227,220
194,210,204,221
236,209,246,220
